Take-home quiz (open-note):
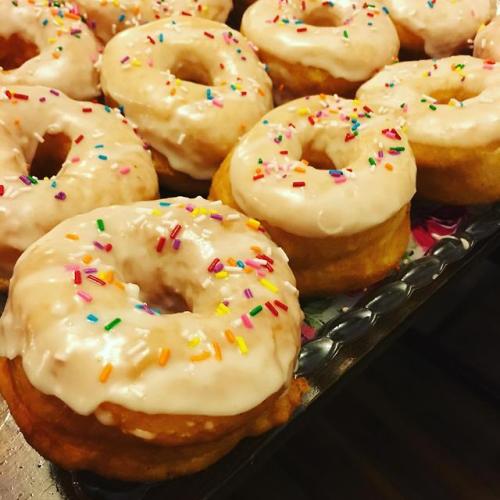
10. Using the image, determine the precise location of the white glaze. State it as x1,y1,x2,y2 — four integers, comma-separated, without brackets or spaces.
0,197,302,417
0,0,101,100
0,86,158,279
382,0,496,58
229,95,416,238
75,0,233,42
241,0,399,83
357,56,500,148
474,15,500,61
101,17,273,181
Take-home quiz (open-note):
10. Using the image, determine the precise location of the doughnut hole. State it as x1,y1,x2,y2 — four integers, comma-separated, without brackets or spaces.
301,142,336,170
430,87,481,104
141,285,192,314
0,34,39,70
29,133,71,180
302,7,343,27
170,57,213,86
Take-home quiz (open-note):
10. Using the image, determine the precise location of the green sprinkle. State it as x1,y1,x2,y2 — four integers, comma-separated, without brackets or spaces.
96,219,105,232
27,175,38,184
368,157,376,166
343,30,349,38
104,318,121,331
429,104,437,111
249,305,263,317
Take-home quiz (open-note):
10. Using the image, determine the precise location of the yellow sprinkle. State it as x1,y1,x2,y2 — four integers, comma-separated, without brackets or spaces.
191,207,200,217
259,278,279,293
297,107,310,116
216,303,230,316
212,341,222,361
151,208,162,216
224,329,236,344
159,348,170,366
215,271,229,279
175,78,182,86
98,271,114,283
250,245,262,253
190,351,211,362
48,37,57,44
246,218,261,231
352,99,361,106
99,363,113,383
131,58,142,67
236,336,248,355
188,337,201,348
65,233,79,240
82,254,93,264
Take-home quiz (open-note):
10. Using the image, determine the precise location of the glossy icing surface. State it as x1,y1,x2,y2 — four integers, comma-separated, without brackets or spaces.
101,17,273,181
229,95,416,238
382,0,496,57
241,0,399,83
0,0,100,100
0,197,302,416
75,0,233,42
0,86,158,278
357,56,500,148
474,15,500,61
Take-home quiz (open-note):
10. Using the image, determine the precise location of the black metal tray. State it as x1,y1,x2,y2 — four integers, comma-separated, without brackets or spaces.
1,200,500,500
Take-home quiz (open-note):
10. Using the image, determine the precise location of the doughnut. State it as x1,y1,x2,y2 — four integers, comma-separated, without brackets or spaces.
210,95,416,297
474,16,500,62
0,86,159,290
240,0,400,103
381,0,496,58
74,0,233,43
101,17,273,194
0,0,100,101
357,56,500,205
0,196,306,481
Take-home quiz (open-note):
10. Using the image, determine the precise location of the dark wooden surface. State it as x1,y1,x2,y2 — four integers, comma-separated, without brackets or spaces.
227,249,500,500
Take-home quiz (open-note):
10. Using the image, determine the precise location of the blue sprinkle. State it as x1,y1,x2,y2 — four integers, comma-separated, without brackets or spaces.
87,314,99,323
98,154,108,160
159,201,171,207
118,14,126,22
237,260,245,268
158,33,164,43
104,105,111,113
95,144,104,148
51,180,57,188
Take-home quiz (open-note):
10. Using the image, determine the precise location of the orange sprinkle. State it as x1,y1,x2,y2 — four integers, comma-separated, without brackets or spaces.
224,329,236,344
65,12,81,20
52,52,60,60
294,166,306,173
258,88,265,96
250,245,262,254
212,341,222,361
301,159,309,165
159,348,170,366
227,257,237,266
244,267,253,274
190,351,211,362
82,254,93,264
385,163,394,171
65,233,79,240
99,363,113,383
113,280,125,291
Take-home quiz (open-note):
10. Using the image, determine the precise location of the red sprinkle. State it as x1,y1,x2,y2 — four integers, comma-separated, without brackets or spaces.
293,181,306,188
169,224,182,239
345,132,356,142
82,107,93,113
265,301,278,316
208,258,220,272
0,185,4,197
75,134,84,144
13,93,29,100
274,300,288,311
74,270,82,285
203,31,214,38
156,236,166,253
253,174,264,181
87,275,106,286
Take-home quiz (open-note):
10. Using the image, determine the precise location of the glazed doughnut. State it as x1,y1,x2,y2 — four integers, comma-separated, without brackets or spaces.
75,0,233,43
101,17,273,194
0,197,306,481
210,95,416,297
357,56,500,205
0,0,100,100
0,86,158,289
381,0,496,58
474,16,500,62
241,0,399,103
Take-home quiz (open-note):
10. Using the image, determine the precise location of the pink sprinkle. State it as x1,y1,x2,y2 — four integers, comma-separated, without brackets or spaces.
244,288,253,299
185,204,194,212
172,239,181,250
212,98,223,108
54,191,66,200
71,157,80,163
65,264,80,271
84,267,98,274
50,89,60,96
77,290,93,303
119,166,130,175
245,259,261,269
120,55,130,64
241,314,253,329
334,176,347,184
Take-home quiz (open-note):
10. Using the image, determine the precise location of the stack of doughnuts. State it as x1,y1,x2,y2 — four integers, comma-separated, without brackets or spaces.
0,0,499,484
